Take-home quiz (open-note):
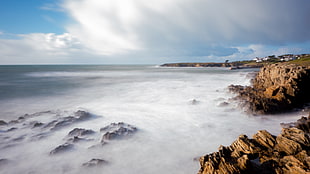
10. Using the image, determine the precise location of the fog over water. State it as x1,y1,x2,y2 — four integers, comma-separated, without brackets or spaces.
0,65,303,174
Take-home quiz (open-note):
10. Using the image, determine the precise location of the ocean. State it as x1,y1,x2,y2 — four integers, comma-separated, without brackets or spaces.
0,65,303,174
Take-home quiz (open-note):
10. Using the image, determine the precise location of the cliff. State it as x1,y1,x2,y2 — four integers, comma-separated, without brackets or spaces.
198,114,310,174
229,63,310,114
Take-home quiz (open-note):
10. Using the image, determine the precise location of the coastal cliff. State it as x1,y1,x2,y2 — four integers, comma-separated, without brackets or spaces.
229,63,310,114
198,114,310,174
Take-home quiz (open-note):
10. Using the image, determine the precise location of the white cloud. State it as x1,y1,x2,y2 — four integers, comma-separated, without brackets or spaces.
0,33,86,64
62,0,310,58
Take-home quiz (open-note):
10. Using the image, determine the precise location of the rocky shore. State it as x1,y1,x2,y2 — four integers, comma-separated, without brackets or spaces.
229,63,310,114
198,114,310,174
198,63,310,174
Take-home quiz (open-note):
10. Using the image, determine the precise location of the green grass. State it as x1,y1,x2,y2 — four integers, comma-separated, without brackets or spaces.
285,55,310,66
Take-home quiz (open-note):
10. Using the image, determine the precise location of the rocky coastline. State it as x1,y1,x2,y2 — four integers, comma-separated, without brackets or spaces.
198,63,310,174
198,114,310,174
229,63,310,114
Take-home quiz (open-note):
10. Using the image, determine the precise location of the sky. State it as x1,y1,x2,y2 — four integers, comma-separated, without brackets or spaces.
0,0,310,64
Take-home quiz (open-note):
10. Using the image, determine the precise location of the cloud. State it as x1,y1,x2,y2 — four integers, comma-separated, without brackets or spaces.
0,33,85,64
1,0,310,64
62,0,310,59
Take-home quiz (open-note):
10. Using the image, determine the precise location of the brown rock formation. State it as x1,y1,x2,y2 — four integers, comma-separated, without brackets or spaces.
198,114,310,174
229,63,310,114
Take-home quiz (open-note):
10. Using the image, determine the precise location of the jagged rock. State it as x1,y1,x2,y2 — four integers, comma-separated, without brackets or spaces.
50,143,74,155
252,130,276,149
100,122,137,142
49,110,92,130
198,115,310,174
82,158,108,167
274,135,302,156
68,128,95,137
0,120,7,126
229,64,310,114
32,122,44,128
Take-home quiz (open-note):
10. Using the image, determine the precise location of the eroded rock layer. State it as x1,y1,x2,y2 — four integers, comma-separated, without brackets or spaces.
229,63,310,114
198,114,310,174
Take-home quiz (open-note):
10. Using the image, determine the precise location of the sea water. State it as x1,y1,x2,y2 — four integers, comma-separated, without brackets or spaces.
0,65,304,174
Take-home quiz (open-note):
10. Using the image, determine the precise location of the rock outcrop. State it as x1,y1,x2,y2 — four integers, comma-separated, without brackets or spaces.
198,114,310,174
100,122,138,143
229,63,310,114
50,143,74,155
82,158,108,167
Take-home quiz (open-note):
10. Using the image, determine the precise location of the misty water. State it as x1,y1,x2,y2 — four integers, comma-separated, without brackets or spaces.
0,65,303,174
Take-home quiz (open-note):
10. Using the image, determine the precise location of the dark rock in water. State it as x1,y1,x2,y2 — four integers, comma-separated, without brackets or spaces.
0,158,9,166
229,64,310,114
100,122,137,142
191,99,200,105
32,122,44,128
68,128,95,137
50,110,92,130
50,143,74,155
75,110,92,121
218,101,229,107
67,136,91,143
7,127,17,132
8,120,19,124
52,116,76,130
82,158,108,167
198,114,310,174
0,120,7,126
43,120,58,129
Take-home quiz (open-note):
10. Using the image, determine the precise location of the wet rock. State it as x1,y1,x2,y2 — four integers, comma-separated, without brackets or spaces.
68,128,95,137
75,110,92,121
218,102,229,107
0,120,7,126
66,136,91,143
0,158,9,166
7,127,17,132
50,143,74,155
32,122,44,128
198,114,310,174
191,99,199,105
50,110,92,130
8,120,19,124
100,122,137,142
82,158,108,167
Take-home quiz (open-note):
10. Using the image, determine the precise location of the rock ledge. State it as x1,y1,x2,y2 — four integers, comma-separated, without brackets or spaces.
198,114,310,174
